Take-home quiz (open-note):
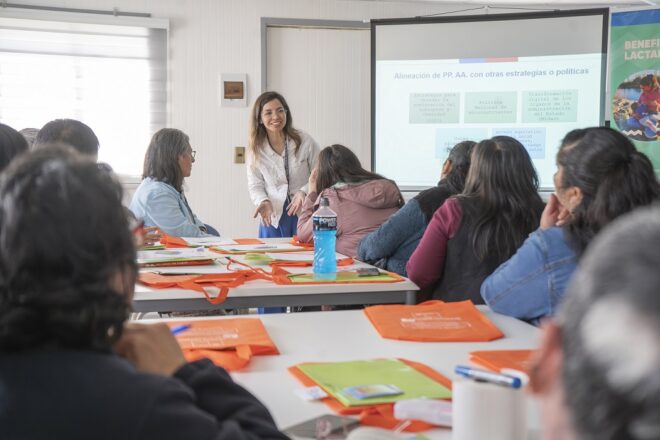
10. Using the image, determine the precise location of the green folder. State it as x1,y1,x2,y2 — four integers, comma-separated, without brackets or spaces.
297,358,451,407
141,244,166,251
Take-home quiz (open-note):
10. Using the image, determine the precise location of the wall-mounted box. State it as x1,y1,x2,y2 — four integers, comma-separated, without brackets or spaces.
220,73,247,107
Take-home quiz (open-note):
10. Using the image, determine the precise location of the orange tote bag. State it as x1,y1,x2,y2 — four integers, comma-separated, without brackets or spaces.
159,233,189,248
364,300,504,342
139,268,271,305
159,234,264,248
168,318,279,371
469,349,535,373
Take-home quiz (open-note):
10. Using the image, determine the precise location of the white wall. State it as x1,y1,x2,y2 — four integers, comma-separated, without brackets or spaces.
7,0,444,236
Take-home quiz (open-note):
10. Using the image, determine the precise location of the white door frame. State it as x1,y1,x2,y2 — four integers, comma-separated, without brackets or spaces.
260,17,369,92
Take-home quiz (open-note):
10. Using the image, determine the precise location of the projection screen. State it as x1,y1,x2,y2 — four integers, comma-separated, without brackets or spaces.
371,9,609,190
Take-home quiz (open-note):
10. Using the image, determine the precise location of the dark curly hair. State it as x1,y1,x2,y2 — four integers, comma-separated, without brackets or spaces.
0,146,136,352
557,127,660,255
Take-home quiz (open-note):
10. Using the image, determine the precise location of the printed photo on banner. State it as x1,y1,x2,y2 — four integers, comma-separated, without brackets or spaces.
610,8,660,174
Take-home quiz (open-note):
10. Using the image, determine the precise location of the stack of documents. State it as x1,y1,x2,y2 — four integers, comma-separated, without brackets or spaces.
137,248,219,267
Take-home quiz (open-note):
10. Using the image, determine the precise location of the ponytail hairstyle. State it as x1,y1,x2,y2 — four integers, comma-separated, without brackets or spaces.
315,144,384,191
416,140,475,222
314,144,403,207
557,126,660,255
444,140,476,194
459,136,544,262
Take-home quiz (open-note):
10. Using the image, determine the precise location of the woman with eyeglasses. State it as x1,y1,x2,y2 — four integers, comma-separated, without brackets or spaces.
130,128,215,237
247,91,320,239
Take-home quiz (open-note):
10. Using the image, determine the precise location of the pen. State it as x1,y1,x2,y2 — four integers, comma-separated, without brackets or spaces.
170,324,192,335
455,365,522,389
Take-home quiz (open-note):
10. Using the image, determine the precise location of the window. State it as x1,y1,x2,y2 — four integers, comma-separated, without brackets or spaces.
0,11,168,176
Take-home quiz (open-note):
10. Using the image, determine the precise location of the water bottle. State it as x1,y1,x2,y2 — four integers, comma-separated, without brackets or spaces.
312,197,337,279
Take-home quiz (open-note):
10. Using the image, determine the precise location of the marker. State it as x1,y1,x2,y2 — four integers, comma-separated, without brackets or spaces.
455,365,522,389
170,324,192,335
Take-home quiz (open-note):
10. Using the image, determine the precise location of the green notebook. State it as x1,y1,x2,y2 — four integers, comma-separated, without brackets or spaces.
142,245,166,251
297,358,451,407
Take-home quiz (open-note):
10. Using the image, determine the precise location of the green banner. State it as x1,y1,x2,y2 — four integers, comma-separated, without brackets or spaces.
610,9,660,174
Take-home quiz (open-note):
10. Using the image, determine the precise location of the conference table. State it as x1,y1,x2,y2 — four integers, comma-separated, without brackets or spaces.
133,240,419,313
143,307,542,439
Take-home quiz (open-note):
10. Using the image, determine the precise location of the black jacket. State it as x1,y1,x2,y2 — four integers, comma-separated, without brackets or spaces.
0,350,289,440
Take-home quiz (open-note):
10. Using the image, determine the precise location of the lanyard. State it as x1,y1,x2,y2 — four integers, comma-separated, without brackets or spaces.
283,135,290,186
268,135,291,202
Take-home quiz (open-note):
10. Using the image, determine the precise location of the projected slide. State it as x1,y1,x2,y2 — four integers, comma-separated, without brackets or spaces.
375,54,603,189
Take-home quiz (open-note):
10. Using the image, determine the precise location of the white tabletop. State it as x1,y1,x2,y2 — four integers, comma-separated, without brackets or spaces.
143,307,541,439
133,250,418,313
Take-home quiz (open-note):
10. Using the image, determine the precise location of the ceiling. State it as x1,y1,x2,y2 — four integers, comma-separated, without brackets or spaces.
356,0,659,6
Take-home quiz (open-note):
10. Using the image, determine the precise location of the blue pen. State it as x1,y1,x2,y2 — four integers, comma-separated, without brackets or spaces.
455,365,522,389
170,324,192,335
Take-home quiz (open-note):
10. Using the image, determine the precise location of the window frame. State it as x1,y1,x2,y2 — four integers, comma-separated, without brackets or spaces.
0,8,170,181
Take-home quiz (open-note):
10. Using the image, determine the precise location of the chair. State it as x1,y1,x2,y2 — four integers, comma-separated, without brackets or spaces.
204,223,220,236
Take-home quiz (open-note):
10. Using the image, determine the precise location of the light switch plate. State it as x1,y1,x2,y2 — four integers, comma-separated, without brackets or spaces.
234,146,245,164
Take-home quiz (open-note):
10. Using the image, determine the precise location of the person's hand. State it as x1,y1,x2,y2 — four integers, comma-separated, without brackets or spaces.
555,203,571,227
253,200,274,227
540,193,570,229
142,226,161,246
287,191,306,216
114,323,187,377
308,167,318,194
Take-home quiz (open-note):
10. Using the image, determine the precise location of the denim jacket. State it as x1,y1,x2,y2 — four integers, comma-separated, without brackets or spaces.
129,177,211,238
480,227,577,324
357,198,427,276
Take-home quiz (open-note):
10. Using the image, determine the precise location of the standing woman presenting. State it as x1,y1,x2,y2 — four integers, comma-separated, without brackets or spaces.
247,91,320,238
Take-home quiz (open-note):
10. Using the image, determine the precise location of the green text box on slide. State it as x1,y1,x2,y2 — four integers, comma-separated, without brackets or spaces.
522,90,578,123
409,93,460,124
464,91,517,124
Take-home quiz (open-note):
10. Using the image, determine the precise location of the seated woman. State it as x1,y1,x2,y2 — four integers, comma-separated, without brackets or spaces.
297,144,403,257
130,128,215,237
406,136,544,304
0,147,287,439
357,140,475,276
481,127,660,323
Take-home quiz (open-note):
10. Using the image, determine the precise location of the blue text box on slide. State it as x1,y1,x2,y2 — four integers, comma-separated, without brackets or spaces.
435,128,489,159
492,127,546,159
